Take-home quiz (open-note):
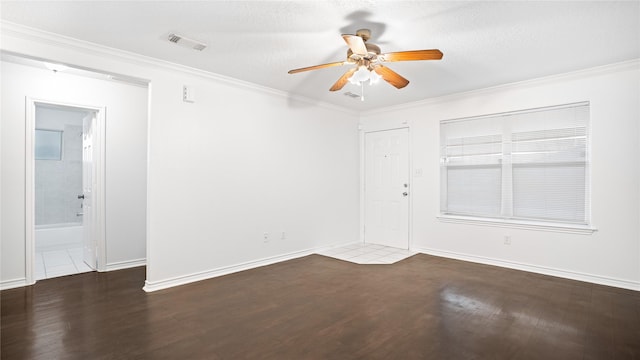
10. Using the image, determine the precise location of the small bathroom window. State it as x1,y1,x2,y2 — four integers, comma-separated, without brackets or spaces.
35,129,63,160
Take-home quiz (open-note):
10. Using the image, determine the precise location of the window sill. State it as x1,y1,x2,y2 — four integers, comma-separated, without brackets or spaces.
437,215,597,234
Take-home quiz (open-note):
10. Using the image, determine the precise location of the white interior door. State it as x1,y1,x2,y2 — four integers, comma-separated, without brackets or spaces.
364,128,410,249
82,113,97,269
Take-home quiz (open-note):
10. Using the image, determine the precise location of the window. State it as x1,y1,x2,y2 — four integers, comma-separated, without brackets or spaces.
440,103,590,228
35,129,63,160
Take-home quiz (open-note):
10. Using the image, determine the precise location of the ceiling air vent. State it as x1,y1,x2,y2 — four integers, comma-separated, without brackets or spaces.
167,33,207,51
344,92,361,99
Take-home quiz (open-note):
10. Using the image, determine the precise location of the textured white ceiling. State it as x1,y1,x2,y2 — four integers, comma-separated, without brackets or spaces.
2,1,639,111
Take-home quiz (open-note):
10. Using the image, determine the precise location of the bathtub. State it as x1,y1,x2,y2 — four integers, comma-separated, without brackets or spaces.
35,223,83,251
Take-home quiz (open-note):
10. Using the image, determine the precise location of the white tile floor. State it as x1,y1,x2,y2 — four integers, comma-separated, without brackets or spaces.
316,243,416,264
35,246,94,280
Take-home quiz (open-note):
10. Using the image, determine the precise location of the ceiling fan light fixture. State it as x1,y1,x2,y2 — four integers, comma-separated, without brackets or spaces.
369,70,382,85
348,65,370,84
348,65,382,87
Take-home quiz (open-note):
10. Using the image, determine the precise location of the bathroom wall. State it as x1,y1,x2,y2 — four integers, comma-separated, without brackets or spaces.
35,106,87,226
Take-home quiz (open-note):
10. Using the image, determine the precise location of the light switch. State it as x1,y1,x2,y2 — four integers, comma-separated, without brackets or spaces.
183,85,195,103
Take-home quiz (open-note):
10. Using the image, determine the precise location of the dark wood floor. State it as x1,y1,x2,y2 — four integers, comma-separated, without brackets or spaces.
2,254,639,359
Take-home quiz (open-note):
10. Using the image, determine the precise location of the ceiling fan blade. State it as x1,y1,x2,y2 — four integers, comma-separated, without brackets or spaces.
342,34,368,56
373,65,410,89
329,67,358,91
381,49,443,62
288,61,346,74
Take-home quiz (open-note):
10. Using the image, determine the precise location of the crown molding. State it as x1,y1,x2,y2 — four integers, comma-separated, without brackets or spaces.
0,21,357,116
360,58,640,117
6,20,635,120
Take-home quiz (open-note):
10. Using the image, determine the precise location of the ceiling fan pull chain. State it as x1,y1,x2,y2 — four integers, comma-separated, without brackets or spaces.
361,81,365,101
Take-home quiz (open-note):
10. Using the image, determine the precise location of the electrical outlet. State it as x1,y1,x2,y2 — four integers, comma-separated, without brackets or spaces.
504,235,511,245
263,232,269,243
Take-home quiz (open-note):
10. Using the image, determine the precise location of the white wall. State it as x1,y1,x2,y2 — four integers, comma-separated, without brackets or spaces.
9,23,633,293
1,60,148,286
360,61,640,290
1,23,360,290
145,71,360,289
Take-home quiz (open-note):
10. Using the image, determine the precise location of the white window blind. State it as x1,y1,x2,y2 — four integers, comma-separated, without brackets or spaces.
441,134,503,217
440,103,590,225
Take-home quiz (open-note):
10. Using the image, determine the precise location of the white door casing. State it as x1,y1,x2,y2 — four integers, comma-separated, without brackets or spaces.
82,112,97,269
364,128,410,249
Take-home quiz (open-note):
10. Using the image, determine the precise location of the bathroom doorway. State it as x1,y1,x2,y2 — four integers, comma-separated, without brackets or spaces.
27,100,106,282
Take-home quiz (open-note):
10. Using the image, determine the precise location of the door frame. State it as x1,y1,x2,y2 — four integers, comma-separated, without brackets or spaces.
25,97,107,285
359,125,412,249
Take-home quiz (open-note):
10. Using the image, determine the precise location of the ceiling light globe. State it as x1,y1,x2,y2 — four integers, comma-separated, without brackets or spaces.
352,66,371,83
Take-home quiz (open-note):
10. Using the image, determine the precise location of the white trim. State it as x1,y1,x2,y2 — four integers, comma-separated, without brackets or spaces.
105,258,146,272
359,129,365,243
1,21,357,117
145,83,153,296
3,21,636,119
361,58,640,117
1,259,146,290
439,101,590,125
415,246,640,291
5,241,355,290
25,98,107,285
407,127,414,251
437,215,597,234
0,278,29,291
25,98,36,286
94,107,107,271
143,248,316,292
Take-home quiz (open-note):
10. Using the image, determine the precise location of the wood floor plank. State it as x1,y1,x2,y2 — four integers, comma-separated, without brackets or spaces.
2,254,639,359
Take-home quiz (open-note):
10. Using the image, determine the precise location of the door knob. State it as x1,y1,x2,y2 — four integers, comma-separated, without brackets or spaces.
402,192,408,197
78,194,85,199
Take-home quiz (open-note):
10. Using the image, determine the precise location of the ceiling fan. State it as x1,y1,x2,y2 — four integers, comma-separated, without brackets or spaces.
288,29,443,92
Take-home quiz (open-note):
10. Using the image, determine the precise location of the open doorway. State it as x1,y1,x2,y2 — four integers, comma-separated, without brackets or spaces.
27,100,106,282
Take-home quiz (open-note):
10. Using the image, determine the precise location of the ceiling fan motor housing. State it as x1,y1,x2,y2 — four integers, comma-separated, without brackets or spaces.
355,29,371,41
347,43,381,60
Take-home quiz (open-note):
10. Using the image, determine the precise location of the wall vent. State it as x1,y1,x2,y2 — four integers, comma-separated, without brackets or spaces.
167,33,207,51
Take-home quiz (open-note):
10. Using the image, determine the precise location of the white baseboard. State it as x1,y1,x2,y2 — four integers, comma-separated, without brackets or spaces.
0,259,146,290
105,258,146,272
3,241,361,291
414,246,640,291
143,248,316,292
0,277,31,291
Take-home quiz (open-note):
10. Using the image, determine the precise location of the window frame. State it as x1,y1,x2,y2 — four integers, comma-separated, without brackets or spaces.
34,128,63,161
438,102,596,234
